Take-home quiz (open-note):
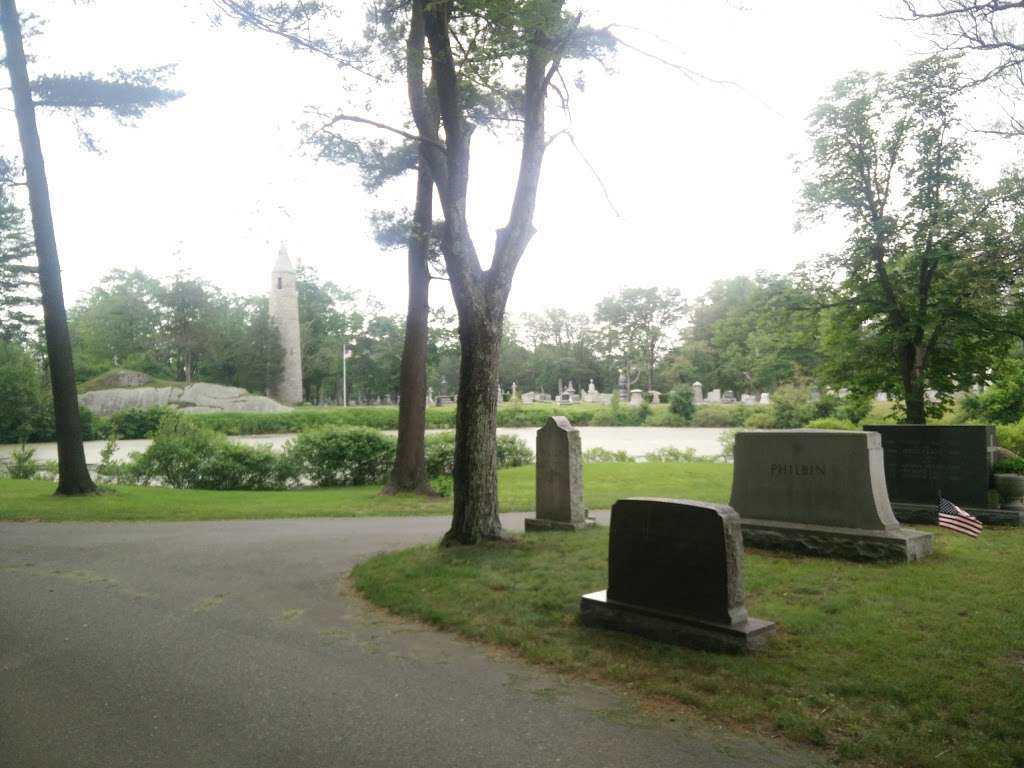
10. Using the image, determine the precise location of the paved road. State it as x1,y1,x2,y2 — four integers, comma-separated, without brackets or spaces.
0,515,827,768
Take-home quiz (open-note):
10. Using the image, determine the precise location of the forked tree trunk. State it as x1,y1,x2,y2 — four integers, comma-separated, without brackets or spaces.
1,0,95,495
443,316,503,544
384,156,434,495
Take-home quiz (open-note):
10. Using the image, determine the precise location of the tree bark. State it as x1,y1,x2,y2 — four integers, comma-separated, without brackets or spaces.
900,343,927,424
1,0,95,495
442,315,503,544
383,154,435,495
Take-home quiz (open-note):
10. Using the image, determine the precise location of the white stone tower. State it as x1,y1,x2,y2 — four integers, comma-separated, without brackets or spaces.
268,244,303,405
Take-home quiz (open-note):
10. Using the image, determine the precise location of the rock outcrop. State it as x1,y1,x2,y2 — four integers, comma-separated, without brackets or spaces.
79,382,292,417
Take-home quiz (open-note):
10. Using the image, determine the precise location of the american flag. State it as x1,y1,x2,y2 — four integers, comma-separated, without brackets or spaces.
937,497,983,538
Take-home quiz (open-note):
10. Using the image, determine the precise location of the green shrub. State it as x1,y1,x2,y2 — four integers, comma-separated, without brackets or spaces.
96,406,174,439
667,386,695,422
643,446,701,463
132,414,226,488
743,411,775,429
290,426,396,486
993,456,1024,475
691,405,758,427
769,383,818,428
125,412,289,490
198,442,283,490
718,429,741,462
424,432,456,478
805,417,859,430
834,392,872,424
7,444,39,479
424,431,533,478
582,447,635,463
496,434,534,467
643,407,687,427
96,434,122,483
997,422,1024,457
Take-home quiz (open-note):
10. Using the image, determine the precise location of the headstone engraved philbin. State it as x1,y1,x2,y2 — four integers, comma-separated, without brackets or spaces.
865,424,1019,525
730,430,933,562
580,498,774,653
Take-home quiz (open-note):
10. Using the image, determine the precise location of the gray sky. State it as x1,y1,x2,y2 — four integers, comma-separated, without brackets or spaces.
4,0,1020,315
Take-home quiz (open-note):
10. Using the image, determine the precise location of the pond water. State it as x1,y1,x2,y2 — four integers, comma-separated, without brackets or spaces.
1,426,730,466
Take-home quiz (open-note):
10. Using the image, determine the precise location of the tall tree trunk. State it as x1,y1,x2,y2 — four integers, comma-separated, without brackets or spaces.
1,0,95,495
384,156,434,495
443,315,503,544
900,344,927,424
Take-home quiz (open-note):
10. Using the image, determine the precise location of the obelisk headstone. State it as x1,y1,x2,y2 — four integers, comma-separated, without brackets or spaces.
526,416,594,531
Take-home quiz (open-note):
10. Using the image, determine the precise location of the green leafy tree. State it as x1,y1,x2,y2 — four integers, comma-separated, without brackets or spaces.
801,57,1021,423
0,339,42,442
595,287,685,392
0,0,181,493
0,173,36,342
679,274,821,395
69,270,163,379
295,265,363,403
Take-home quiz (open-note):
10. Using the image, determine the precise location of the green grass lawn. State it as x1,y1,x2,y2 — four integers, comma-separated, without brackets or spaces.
353,519,1024,767
0,462,732,522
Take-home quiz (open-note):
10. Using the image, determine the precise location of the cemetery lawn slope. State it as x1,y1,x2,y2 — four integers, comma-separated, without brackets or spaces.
0,463,732,521
353,526,1024,768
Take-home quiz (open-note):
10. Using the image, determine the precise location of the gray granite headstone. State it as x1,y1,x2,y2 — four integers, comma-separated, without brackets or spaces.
730,430,933,562
580,498,775,653
865,424,1018,525
526,416,594,531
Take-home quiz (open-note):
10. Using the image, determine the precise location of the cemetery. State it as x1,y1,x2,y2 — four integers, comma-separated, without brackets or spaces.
3,2,1024,768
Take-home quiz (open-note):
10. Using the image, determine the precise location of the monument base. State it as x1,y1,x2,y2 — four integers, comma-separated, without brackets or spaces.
891,502,1024,527
525,516,596,532
741,519,933,562
579,590,774,654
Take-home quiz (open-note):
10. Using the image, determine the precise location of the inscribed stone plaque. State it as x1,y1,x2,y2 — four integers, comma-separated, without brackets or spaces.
731,429,898,531
730,430,933,562
865,425,996,510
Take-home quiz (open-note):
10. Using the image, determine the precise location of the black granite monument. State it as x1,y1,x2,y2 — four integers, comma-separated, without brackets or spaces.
580,498,774,653
865,424,1020,525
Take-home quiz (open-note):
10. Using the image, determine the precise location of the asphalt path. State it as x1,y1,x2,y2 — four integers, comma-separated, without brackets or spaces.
0,514,828,768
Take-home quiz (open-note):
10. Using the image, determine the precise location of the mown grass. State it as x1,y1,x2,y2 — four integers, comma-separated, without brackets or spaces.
353,521,1024,766
0,462,732,522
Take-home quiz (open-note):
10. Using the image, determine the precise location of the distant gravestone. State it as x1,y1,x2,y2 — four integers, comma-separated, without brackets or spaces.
526,417,594,531
759,392,770,405
629,389,644,406
692,381,704,404
865,424,1019,525
706,388,722,403
730,430,933,562
722,389,736,404
580,498,775,653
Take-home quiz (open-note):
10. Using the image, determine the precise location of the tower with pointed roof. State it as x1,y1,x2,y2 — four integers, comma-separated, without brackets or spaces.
268,244,303,404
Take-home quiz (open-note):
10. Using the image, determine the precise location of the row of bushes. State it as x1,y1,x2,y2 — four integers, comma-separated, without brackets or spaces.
96,414,535,491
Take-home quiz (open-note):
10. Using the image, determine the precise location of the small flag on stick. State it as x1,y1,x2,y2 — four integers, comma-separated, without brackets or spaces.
937,497,983,538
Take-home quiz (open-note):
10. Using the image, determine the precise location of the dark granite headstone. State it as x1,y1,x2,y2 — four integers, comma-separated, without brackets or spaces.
862,425,1019,524
580,498,774,653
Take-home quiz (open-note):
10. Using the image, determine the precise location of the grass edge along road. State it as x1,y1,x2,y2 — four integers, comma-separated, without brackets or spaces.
0,463,731,522
353,525,1024,768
